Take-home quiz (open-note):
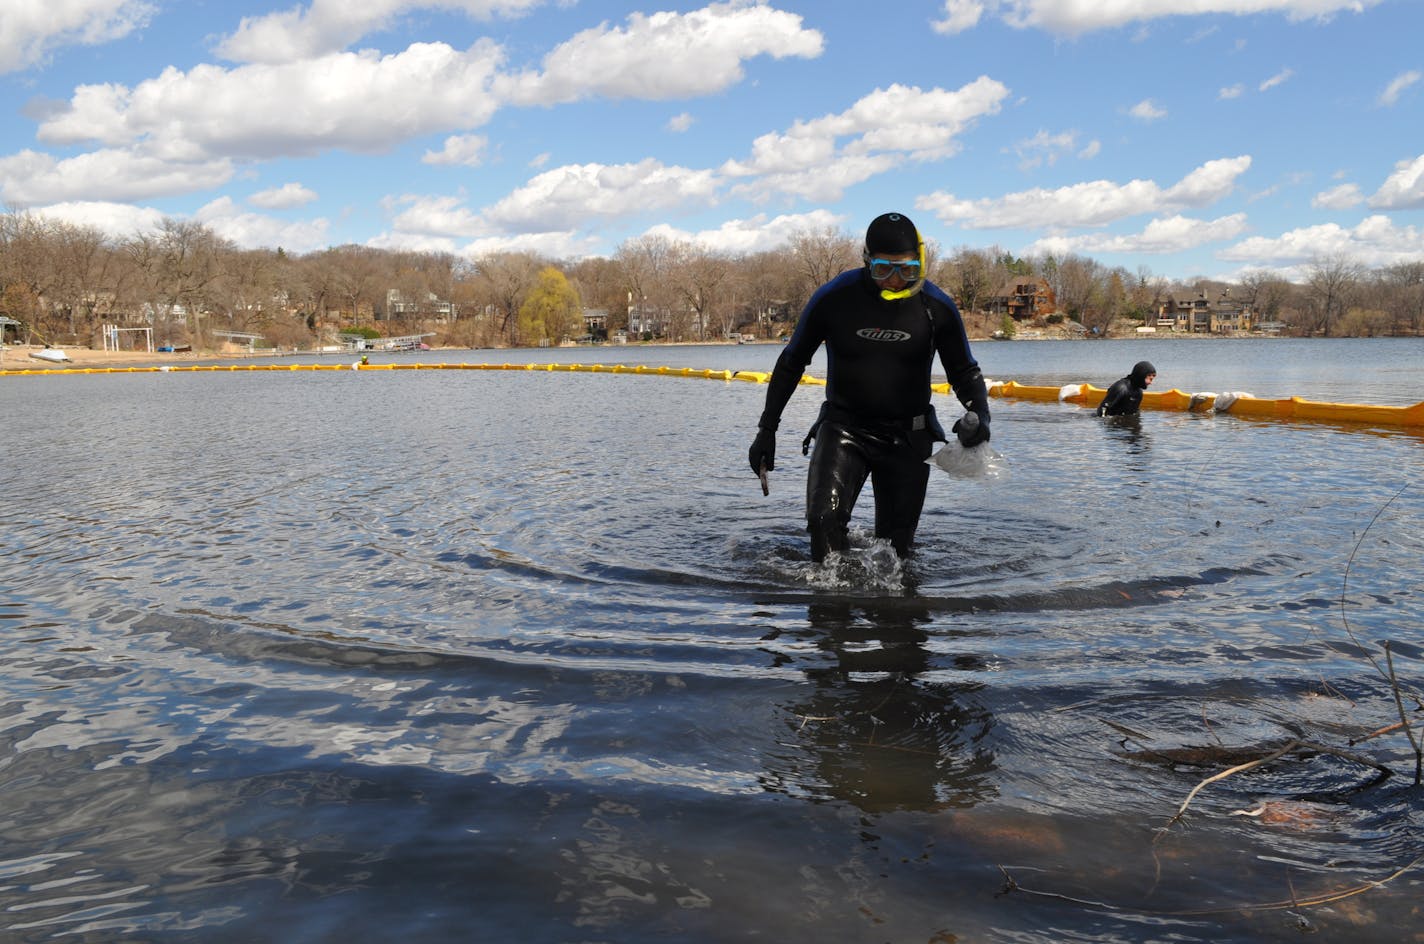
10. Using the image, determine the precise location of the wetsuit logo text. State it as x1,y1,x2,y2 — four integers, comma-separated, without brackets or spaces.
855,328,911,342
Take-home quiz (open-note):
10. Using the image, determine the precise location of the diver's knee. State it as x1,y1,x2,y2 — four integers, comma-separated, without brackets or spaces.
807,508,847,536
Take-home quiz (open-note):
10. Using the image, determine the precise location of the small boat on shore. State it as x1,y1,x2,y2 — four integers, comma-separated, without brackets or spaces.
29,348,71,363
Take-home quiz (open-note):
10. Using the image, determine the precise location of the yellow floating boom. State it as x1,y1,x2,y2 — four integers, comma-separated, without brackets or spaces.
985,380,1424,428
4,361,1418,428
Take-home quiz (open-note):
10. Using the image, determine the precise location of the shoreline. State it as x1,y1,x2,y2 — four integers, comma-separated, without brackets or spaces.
0,331,1328,372
0,345,290,371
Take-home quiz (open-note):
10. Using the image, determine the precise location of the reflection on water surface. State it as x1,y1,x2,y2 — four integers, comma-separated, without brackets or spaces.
2,342,1421,942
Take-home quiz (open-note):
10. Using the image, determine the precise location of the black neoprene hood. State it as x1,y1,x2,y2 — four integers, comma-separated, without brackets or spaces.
865,213,919,254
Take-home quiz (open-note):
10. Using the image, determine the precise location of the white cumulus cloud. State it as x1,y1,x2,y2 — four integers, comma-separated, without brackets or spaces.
215,0,546,63
495,2,823,105
483,159,720,231
1025,213,1249,257
0,0,154,75
917,156,1252,230
388,194,488,239
722,77,1010,202
1311,183,1363,210
933,0,986,34
1367,153,1424,210
31,199,165,237
37,42,507,160
250,182,318,210
0,147,233,204
195,196,331,252
1220,213,1423,267
386,158,722,240
643,209,846,255
454,230,602,259
423,134,489,167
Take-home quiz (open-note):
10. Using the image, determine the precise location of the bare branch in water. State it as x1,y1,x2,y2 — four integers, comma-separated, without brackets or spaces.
1384,642,1424,785
1157,736,1394,835
1163,740,1302,831
1163,856,1424,916
999,857,1424,919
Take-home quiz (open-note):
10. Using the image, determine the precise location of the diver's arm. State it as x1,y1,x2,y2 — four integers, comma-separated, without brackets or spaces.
757,346,807,432
755,295,825,432
1097,379,1129,416
928,288,990,424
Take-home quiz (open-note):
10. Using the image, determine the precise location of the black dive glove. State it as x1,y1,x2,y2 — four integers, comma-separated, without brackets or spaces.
748,428,776,473
952,412,991,447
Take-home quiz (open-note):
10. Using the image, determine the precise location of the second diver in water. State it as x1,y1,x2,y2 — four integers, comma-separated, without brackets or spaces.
1095,361,1156,417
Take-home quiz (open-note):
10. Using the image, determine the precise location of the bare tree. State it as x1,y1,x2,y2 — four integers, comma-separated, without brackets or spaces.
1054,254,1107,331
1375,262,1424,335
787,224,858,311
41,221,110,339
1305,253,1366,337
1236,269,1294,328
667,241,733,340
940,246,996,314
567,256,629,334
318,245,388,324
738,249,799,338
1126,265,1167,322
615,235,678,338
0,213,63,340
472,251,545,344
117,219,234,347
212,248,284,332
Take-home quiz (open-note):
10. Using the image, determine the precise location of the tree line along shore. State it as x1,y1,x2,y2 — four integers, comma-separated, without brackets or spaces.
3,210,1422,360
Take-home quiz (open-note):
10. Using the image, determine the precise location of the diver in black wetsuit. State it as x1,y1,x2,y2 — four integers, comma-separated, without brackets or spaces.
746,212,991,563
1095,361,1156,416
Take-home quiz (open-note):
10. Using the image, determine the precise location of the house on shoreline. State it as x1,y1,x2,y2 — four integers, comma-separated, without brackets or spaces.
986,279,1057,322
1156,290,1254,334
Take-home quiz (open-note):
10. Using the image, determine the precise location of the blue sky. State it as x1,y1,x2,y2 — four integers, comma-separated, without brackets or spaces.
1,0,1420,282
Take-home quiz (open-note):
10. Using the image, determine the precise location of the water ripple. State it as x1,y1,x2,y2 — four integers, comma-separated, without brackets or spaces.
2,359,1421,941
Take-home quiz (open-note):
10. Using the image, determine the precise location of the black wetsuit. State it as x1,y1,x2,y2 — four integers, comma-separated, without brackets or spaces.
1095,361,1155,416
757,268,989,560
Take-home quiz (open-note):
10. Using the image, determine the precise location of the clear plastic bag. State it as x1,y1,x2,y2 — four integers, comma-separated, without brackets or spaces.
927,441,1007,479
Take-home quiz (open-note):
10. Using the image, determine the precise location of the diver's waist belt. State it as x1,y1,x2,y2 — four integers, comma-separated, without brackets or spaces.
821,403,932,431
802,403,938,454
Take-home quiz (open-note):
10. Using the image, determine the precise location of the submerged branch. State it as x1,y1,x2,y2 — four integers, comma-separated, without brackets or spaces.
1163,856,1424,916
1163,740,1302,831
1384,643,1424,785
1160,737,1397,832
1000,858,1424,921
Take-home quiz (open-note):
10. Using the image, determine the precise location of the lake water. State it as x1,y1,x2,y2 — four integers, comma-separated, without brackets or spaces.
3,338,1422,943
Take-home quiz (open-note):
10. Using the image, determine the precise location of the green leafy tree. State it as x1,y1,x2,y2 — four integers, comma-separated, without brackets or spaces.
518,267,583,345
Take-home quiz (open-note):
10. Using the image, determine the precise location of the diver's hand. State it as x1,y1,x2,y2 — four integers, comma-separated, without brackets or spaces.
953,413,990,448
748,428,776,474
